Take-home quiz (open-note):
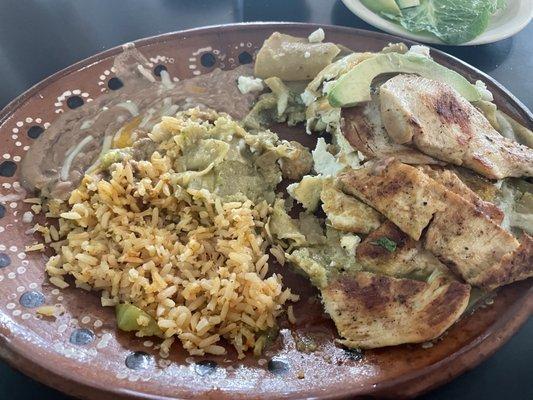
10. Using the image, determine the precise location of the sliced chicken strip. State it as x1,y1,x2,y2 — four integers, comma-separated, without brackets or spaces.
338,161,533,289
341,96,441,165
337,160,448,241
380,75,533,179
320,179,382,234
470,234,533,290
321,271,470,349
417,166,504,224
425,189,533,290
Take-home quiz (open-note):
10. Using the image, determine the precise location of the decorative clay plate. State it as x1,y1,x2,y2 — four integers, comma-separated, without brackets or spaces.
341,0,533,45
0,23,531,400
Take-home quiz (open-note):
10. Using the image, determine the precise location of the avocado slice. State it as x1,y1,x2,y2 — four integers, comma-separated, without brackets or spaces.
328,53,481,107
360,0,402,17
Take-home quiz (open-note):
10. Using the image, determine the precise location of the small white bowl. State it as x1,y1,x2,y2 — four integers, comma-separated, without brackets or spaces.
341,0,532,45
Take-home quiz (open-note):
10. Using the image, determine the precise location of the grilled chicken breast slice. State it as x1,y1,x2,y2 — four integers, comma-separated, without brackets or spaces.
337,160,448,240
425,190,533,290
321,272,470,349
470,234,533,290
417,166,504,224
357,221,448,279
339,161,533,289
380,75,533,179
320,180,382,234
341,96,441,165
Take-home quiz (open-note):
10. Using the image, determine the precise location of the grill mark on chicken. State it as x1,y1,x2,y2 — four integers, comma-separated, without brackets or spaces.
426,281,468,326
334,273,396,310
432,91,472,138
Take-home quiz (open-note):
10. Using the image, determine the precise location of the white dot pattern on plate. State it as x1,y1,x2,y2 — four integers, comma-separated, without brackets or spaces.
116,371,128,380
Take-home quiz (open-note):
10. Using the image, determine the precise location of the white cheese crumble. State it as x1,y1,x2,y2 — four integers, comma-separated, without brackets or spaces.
407,45,431,59
304,51,311,58
322,80,336,95
308,28,325,43
237,76,264,94
312,137,342,176
475,80,494,102
300,90,317,106
340,234,361,256
22,211,33,224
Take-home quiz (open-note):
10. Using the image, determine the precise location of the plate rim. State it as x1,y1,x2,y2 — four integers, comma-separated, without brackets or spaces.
340,0,533,46
0,22,532,400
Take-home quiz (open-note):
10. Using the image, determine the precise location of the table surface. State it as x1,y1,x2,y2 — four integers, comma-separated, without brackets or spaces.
0,1,531,399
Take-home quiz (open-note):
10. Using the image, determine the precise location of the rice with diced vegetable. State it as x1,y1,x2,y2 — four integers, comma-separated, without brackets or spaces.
42,109,299,358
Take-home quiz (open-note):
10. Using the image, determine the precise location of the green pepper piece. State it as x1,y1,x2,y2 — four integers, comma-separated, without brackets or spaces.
115,303,162,337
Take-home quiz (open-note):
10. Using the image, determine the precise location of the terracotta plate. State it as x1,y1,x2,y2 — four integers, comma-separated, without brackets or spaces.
0,23,531,400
